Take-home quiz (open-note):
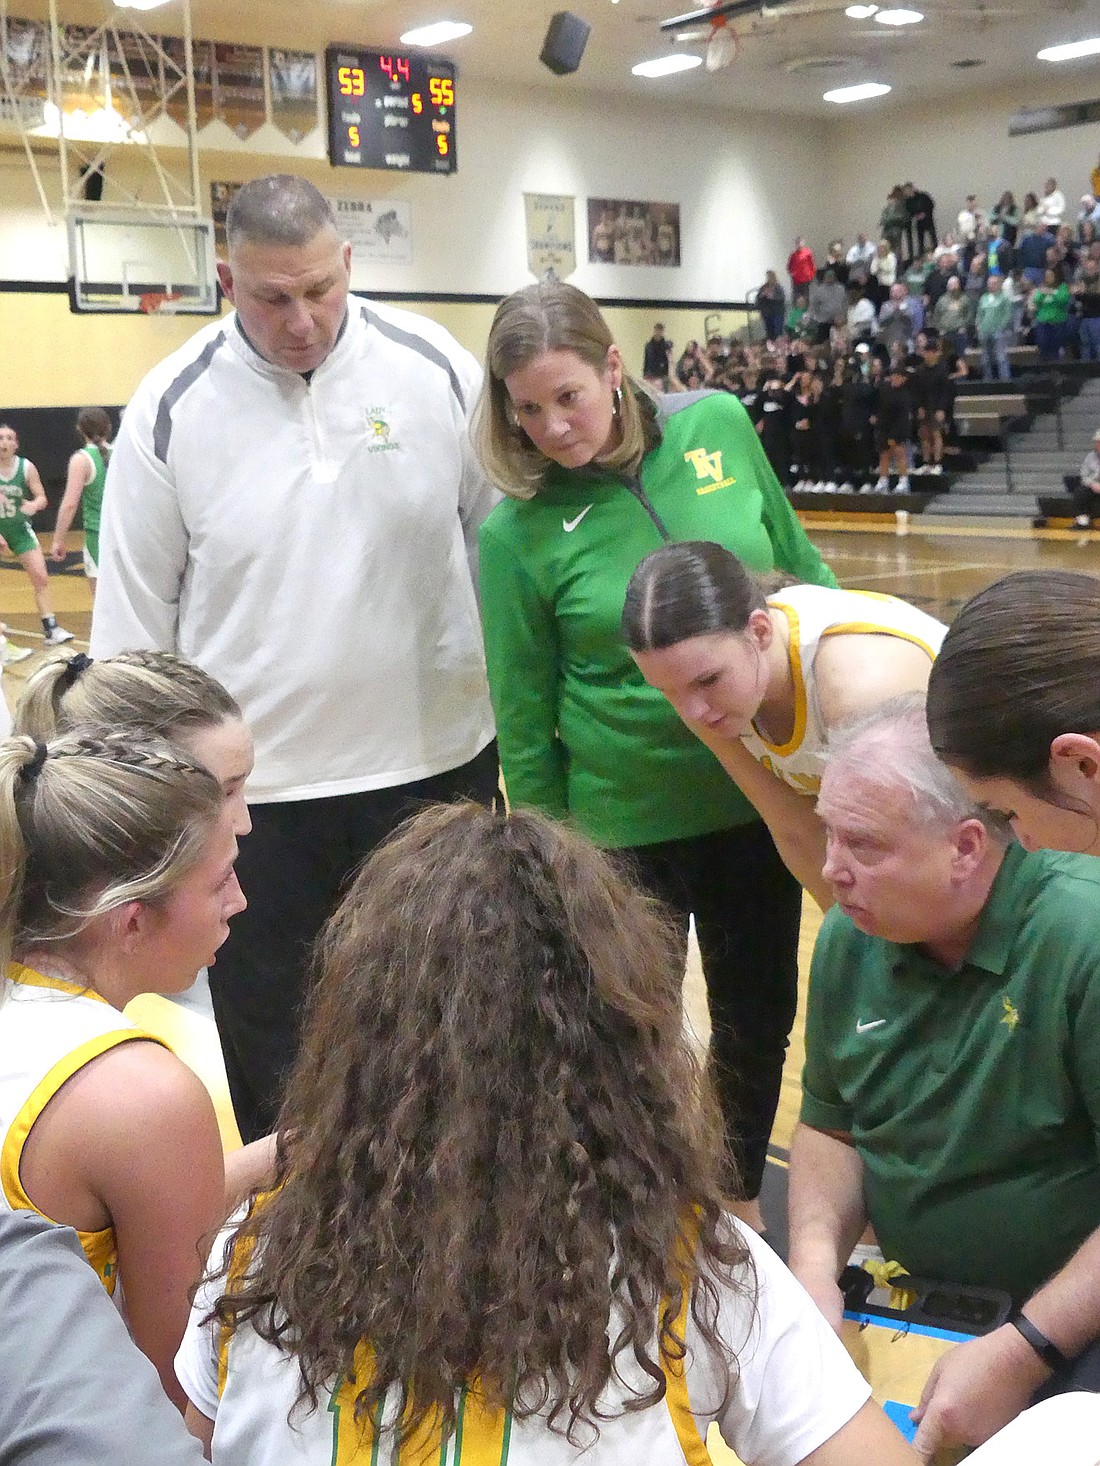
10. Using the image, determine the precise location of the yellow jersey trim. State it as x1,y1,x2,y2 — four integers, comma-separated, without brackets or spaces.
0,983,165,1293
7,962,108,1002
817,622,938,663
661,1282,714,1466
751,601,807,761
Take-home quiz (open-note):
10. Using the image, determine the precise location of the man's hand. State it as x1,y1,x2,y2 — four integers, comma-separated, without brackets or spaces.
910,1324,1051,1461
50,541,66,562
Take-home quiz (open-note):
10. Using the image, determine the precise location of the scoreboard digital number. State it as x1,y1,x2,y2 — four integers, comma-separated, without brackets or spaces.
325,46,457,174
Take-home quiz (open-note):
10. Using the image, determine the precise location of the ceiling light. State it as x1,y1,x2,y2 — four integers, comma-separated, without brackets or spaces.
114,0,172,9
824,81,891,102
1038,38,1100,62
845,4,879,16
632,53,703,76
874,8,924,23
399,21,472,46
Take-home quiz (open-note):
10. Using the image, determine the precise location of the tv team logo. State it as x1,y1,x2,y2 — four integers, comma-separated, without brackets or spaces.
365,408,398,453
684,447,736,494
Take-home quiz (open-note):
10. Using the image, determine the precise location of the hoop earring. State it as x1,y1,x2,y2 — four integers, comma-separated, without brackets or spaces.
613,385,623,418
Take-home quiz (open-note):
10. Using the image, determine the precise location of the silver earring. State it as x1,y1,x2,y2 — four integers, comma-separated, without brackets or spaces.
613,386,623,416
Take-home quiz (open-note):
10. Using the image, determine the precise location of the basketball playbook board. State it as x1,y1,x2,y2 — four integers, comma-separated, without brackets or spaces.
68,210,219,314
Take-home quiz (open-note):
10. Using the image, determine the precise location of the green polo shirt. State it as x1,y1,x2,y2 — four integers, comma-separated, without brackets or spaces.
801,843,1100,1302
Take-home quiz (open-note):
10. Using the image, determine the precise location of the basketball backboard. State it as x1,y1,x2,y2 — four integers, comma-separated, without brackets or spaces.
68,208,218,313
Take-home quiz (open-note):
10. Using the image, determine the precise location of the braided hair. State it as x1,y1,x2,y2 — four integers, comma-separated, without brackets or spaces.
0,731,222,977
15,649,240,745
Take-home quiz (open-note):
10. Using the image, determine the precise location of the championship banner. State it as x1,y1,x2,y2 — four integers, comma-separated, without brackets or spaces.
213,42,264,139
524,193,575,281
163,35,214,130
330,197,413,264
268,48,318,143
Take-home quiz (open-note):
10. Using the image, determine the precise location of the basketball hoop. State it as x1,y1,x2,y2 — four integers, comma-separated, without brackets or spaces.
138,290,183,315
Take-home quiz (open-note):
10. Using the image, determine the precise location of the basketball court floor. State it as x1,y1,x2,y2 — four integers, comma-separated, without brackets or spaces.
9,518,1100,1461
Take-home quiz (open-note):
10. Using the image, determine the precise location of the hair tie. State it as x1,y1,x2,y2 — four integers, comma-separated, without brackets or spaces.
60,652,92,689
21,742,48,783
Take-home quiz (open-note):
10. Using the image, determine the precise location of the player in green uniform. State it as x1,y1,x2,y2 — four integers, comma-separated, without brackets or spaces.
52,407,111,600
0,425,73,646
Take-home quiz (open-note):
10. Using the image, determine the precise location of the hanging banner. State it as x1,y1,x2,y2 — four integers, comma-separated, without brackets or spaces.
59,25,100,116
0,16,46,127
162,35,214,130
330,197,413,264
108,30,162,127
213,42,264,139
524,193,575,281
268,48,317,143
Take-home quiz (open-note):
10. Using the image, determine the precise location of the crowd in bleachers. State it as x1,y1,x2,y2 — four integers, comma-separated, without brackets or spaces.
643,163,1100,494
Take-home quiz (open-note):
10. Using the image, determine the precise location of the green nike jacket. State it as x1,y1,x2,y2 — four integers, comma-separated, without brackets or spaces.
478,391,837,848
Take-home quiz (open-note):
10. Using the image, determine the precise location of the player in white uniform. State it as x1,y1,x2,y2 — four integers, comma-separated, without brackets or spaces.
624,542,946,908
176,802,912,1466
0,731,249,1407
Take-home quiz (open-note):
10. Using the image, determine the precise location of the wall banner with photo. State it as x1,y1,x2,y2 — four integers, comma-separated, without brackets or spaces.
587,198,681,267
330,197,413,264
524,193,576,281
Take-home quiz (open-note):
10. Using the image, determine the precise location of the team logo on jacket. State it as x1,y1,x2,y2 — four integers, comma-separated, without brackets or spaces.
684,447,736,494
365,408,398,453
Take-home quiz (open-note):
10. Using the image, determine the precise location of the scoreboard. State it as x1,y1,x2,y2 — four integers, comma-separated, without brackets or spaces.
325,46,457,174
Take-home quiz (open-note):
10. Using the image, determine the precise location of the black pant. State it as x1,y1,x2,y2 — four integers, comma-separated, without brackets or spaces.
211,741,500,1142
622,820,802,1200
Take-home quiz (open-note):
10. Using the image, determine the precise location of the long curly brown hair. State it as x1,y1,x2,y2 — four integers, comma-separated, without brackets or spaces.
212,802,752,1444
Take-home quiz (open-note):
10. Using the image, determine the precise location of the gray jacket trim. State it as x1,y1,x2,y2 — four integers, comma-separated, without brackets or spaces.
153,331,228,464
360,305,465,410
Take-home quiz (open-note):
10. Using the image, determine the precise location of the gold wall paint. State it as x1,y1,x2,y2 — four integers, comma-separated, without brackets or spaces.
2,291,751,408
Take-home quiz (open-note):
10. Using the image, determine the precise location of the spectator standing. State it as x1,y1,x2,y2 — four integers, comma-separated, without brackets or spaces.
1072,430,1100,527
1019,224,1056,284
869,238,897,303
786,292,809,338
846,284,876,342
923,251,959,311
872,358,914,493
823,238,849,285
1074,258,1100,360
642,323,673,389
837,357,876,490
957,193,981,244
906,182,937,257
755,271,787,342
1031,268,1072,361
846,232,876,284
932,274,972,354
879,186,908,257
1020,191,1043,231
787,235,816,292
1078,196,1100,236
90,174,499,1144
1039,177,1067,230
913,333,954,474
806,268,847,345
976,273,1015,381
992,191,1021,245
877,282,917,354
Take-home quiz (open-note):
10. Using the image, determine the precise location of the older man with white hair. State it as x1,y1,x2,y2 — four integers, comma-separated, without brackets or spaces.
788,694,1100,1461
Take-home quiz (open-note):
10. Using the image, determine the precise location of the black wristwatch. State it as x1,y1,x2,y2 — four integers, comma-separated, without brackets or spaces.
1007,1310,1070,1372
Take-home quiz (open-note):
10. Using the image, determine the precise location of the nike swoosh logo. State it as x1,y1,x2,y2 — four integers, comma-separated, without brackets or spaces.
856,1018,887,1033
563,505,594,532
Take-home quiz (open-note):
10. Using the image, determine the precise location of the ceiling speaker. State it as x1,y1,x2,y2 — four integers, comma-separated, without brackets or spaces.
540,11,591,75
